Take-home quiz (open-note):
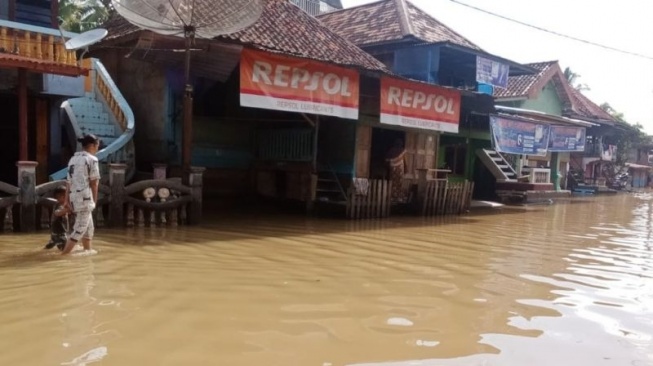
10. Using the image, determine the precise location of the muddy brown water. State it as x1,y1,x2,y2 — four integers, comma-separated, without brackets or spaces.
1,194,652,366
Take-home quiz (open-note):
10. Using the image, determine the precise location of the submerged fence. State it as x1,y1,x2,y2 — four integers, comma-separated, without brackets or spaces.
0,162,205,233
416,169,474,217
421,180,474,216
346,179,392,219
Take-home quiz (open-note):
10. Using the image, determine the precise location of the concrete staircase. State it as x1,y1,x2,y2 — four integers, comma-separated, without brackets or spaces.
476,148,518,182
50,58,135,182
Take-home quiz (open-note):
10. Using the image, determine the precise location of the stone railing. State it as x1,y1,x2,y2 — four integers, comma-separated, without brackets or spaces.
1,162,205,233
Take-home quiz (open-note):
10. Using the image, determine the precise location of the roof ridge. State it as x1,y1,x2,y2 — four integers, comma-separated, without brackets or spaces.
393,0,414,36
316,0,384,16
524,60,559,66
404,0,482,51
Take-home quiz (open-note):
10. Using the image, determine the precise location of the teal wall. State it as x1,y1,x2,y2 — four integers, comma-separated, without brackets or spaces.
516,81,564,116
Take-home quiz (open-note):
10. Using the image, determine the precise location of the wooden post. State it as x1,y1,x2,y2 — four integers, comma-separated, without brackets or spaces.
18,68,28,161
182,91,194,170
36,99,48,183
416,169,428,214
17,161,38,232
187,166,205,225
109,164,127,228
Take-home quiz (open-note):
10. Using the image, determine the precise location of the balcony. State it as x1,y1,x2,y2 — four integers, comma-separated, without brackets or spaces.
0,19,87,77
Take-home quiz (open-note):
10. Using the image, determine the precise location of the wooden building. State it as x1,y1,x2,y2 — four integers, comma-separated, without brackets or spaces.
0,2,88,186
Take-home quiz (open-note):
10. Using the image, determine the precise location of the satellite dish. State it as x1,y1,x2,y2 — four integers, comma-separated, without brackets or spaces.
111,0,267,169
111,0,267,39
65,28,108,51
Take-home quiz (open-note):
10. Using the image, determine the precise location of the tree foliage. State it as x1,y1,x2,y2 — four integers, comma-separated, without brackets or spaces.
58,0,113,33
599,103,651,167
563,67,590,92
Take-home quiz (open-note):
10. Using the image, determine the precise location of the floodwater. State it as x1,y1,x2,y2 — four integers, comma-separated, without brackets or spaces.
1,195,653,366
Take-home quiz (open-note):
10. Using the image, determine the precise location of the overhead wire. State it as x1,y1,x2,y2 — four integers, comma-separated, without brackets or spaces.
448,0,653,61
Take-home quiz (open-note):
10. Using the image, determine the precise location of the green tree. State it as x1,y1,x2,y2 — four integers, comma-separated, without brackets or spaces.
58,0,113,33
563,67,590,92
599,102,647,167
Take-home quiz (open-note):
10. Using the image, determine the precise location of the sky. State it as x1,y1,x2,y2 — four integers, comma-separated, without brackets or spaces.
342,0,653,133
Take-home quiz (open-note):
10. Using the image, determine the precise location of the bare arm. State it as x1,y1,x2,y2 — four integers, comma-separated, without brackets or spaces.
64,181,71,209
53,206,70,217
90,178,99,205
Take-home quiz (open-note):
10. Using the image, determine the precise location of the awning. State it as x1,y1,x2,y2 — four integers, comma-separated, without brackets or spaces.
495,105,597,127
0,53,89,77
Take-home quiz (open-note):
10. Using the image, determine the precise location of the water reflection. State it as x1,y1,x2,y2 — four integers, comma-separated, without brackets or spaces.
0,195,652,365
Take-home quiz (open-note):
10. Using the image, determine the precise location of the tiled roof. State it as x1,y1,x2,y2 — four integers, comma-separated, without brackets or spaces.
494,60,618,124
568,88,617,123
493,61,557,99
100,0,388,73
317,0,481,50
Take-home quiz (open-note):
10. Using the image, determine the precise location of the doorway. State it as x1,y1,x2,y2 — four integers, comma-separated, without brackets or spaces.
0,93,19,185
370,128,405,179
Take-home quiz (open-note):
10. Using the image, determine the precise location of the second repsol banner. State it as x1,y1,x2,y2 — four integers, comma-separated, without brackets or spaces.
380,76,461,133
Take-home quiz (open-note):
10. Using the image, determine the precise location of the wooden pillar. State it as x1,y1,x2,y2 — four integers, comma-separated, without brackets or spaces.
182,93,193,170
416,168,428,213
18,68,28,161
109,163,127,228
187,166,205,225
551,152,561,191
312,116,319,172
36,99,48,183
17,161,38,232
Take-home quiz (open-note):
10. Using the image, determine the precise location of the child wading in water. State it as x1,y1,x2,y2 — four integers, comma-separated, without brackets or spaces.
44,186,71,251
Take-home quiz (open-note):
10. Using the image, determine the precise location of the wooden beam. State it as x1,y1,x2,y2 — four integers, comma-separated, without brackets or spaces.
36,99,48,183
50,0,59,29
8,0,15,22
18,68,27,161
300,113,315,128
0,54,89,77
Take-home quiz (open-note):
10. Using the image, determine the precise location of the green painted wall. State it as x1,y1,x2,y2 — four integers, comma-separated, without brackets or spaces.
517,81,564,116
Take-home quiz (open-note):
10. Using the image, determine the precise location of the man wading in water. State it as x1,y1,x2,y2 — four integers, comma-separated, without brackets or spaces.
61,134,101,255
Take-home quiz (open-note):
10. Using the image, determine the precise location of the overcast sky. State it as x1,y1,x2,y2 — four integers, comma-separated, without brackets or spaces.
342,0,653,133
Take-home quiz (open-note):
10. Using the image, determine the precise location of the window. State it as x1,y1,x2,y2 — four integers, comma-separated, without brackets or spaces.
444,144,467,176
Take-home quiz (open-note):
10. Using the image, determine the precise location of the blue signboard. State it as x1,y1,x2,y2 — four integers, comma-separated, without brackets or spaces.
476,56,509,89
548,126,586,152
490,115,550,156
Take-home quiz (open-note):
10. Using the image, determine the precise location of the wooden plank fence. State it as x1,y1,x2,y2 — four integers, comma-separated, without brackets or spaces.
422,180,474,216
346,179,392,219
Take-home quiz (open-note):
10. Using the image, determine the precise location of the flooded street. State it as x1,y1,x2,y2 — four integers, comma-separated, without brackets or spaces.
1,195,653,366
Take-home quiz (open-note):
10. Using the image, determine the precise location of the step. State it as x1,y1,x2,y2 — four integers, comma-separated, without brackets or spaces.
75,112,110,125
316,188,342,193
78,124,116,137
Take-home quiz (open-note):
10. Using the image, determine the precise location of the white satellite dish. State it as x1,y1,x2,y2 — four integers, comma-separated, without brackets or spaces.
65,28,108,50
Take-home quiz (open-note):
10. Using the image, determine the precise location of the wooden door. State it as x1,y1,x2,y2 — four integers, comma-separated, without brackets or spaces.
404,131,417,179
405,132,438,179
355,124,371,178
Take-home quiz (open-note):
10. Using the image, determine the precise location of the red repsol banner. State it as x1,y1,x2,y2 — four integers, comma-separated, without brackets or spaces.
380,76,461,133
240,49,360,120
